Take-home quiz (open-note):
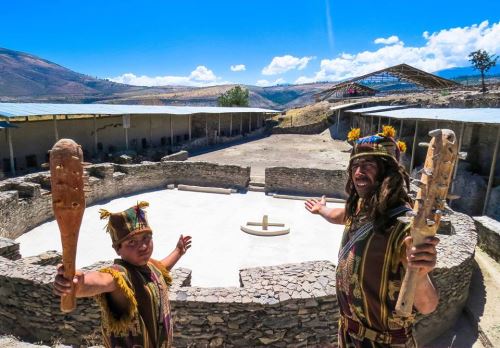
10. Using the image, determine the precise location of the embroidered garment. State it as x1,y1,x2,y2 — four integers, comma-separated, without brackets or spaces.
96,258,173,348
336,207,416,348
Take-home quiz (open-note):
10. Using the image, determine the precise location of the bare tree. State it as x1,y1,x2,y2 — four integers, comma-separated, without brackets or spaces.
468,50,498,93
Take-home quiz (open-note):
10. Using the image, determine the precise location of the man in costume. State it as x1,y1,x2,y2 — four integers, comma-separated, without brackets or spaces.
305,127,439,347
53,201,192,348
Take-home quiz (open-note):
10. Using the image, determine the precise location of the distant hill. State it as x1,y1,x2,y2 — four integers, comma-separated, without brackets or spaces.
249,83,338,109
0,47,337,109
0,47,148,98
106,83,339,110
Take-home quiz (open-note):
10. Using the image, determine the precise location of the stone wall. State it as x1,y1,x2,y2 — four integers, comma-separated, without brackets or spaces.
172,261,339,347
265,167,348,198
0,161,250,240
0,237,20,260
0,253,339,347
473,216,500,261
0,210,476,347
272,119,329,135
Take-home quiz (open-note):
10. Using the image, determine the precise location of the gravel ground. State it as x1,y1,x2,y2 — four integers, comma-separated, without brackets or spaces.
189,133,352,177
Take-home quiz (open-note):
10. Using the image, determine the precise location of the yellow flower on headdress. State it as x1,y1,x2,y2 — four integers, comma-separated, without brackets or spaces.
99,209,111,220
397,140,407,153
382,125,396,138
136,201,149,209
347,128,361,142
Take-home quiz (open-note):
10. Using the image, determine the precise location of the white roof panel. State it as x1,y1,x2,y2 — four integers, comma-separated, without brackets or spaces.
329,102,364,111
364,108,500,125
345,105,409,113
0,103,280,119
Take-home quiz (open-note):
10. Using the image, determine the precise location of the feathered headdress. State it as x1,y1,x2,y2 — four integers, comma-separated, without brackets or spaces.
348,125,407,162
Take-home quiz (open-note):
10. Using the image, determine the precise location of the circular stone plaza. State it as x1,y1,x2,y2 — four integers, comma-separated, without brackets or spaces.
0,104,495,347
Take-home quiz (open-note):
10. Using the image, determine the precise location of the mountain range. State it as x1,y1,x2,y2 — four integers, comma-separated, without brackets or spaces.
1,47,496,110
0,48,338,109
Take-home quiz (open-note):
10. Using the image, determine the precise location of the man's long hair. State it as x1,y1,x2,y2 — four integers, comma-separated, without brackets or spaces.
344,156,412,234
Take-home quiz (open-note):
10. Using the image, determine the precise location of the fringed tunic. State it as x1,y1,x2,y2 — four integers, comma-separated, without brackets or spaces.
336,206,417,347
96,259,173,348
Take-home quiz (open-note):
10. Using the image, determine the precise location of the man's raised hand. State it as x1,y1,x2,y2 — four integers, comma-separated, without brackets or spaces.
305,195,326,215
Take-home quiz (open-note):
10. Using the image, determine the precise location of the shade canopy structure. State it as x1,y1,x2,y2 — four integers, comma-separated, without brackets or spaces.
317,82,376,100
0,103,279,120
316,64,459,101
364,108,500,125
329,102,365,111
345,105,410,114
0,103,278,178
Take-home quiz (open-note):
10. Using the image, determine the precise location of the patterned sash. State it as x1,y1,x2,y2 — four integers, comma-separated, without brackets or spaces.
338,205,411,261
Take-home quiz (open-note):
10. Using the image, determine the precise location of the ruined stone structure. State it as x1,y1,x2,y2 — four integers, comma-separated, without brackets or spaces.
0,161,477,347
473,216,500,261
265,167,348,198
271,119,330,135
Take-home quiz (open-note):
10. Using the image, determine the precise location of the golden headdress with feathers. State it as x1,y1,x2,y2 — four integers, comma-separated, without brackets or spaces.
347,125,407,162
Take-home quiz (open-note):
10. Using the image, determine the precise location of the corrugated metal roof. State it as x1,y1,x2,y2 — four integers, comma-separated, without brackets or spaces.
364,108,500,125
345,105,410,113
329,102,364,111
0,103,280,119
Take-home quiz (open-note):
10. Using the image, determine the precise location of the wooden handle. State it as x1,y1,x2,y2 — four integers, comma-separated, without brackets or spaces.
395,266,419,316
61,261,76,313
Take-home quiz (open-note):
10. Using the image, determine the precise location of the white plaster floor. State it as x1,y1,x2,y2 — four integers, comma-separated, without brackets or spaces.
17,190,344,287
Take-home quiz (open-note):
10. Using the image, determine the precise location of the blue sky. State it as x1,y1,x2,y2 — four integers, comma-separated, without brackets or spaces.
1,0,499,87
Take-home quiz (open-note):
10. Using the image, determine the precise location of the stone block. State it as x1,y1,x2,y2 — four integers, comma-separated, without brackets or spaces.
161,150,189,162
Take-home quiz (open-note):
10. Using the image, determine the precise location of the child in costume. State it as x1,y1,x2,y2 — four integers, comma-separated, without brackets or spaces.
53,201,191,348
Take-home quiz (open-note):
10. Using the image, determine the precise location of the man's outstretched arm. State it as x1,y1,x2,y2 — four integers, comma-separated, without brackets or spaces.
305,195,345,225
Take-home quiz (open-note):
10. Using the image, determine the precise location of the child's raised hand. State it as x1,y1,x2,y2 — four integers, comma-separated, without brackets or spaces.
176,235,192,256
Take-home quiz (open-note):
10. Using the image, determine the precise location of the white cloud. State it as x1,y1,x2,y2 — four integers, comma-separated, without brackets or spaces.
189,66,217,81
230,64,246,72
262,55,315,75
297,20,500,83
295,76,317,84
108,65,222,87
374,35,402,45
255,78,286,87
